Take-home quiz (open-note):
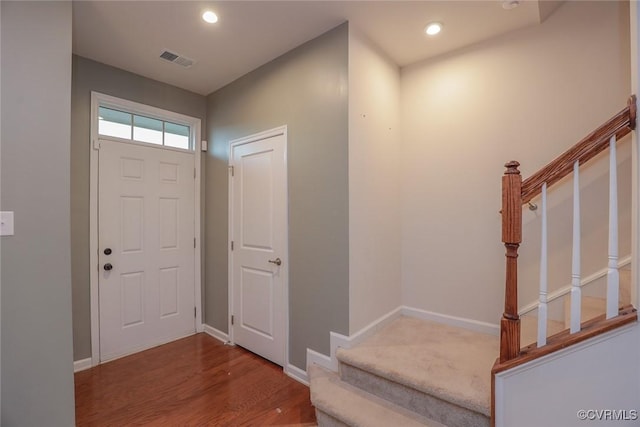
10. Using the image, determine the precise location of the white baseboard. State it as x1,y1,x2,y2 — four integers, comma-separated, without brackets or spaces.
307,348,333,372
285,363,309,386
73,358,92,373
401,306,499,336
203,324,229,343
196,320,204,333
305,305,499,376
329,306,403,371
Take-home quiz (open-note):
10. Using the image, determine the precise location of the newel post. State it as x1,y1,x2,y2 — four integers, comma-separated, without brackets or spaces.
500,161,522,363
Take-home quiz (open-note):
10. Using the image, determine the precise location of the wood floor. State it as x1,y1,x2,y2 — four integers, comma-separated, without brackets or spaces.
75,333,317,426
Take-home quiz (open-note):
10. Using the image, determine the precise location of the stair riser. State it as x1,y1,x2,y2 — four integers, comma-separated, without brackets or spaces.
316,410,350,427
340,363,489,427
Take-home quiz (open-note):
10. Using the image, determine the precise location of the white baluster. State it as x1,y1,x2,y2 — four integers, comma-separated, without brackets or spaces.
537,182,548,347
607,135,619,319
570,161,582,333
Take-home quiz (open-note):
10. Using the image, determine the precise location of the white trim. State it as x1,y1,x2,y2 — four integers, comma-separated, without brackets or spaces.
89,91,202,365
307,348,333,372
90,93,100,366
311,305,498,373
519,255,632,316
493,322,638,427
203,324,229,343
96,93,198,143
227,126,289,370
73,358,93,373
630,0,639,310
401,306,500,336
328,306,403,371
499,323,636,377
285,363,309,386
94,135,195,154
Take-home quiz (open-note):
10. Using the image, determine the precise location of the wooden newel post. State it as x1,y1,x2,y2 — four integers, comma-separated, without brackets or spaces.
500,161,522,363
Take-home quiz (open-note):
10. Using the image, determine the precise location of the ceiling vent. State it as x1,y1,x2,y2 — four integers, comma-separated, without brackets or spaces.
159,50,195,68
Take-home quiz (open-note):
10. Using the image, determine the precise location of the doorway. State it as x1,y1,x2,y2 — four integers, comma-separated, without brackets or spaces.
90,92,203,364
228,126,289,366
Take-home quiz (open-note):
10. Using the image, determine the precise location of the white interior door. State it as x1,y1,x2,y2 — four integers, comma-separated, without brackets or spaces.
98,139,195,361
230,129,288,366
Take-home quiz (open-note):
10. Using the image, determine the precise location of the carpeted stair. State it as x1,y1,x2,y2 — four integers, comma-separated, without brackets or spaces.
309,316,499,427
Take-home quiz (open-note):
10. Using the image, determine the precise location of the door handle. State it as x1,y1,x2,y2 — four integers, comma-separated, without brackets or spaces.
104,263,113,271
268,258,282,266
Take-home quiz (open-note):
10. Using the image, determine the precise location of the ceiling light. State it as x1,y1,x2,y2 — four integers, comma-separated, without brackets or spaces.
202,11,218,24
425,22,442,36
502,1,520,10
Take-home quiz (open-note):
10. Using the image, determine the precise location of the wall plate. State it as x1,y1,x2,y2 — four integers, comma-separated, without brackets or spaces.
1,211,15,236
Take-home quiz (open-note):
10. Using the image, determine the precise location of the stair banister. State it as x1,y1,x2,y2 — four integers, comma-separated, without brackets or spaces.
500,161,522,363
537,182,548,347
521,96,636,205
607,135,620,319
498,95,637,364
570,160,582,333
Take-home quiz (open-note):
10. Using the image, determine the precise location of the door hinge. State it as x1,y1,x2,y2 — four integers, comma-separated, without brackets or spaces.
231,315,235,325
228,165,234,177
194,237,196,248
194,168,196,179
230,241,234,251
194,307,197,318
93,139,101,150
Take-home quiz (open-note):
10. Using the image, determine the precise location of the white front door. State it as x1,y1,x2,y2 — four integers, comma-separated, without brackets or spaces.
230,129,288,366
98,139,196,361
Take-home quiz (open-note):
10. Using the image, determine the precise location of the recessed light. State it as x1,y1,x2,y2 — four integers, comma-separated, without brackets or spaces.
425,22,443,36
202,10,218,24
502,1,520,10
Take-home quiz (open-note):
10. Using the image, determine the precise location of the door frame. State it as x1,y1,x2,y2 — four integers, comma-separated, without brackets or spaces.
89,91,203,366
228,125,290,370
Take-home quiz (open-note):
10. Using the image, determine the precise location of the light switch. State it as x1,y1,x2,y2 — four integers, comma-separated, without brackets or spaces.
201,140,208,152
1,211,14,236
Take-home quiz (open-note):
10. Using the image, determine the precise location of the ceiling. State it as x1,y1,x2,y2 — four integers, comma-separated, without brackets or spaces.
72,1,563,96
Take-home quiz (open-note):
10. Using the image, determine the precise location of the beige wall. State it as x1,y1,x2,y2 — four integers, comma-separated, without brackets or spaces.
206,24,349,369
400,1,631,324
348,28,402,334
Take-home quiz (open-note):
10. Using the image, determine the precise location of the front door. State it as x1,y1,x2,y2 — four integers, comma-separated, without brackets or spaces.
230,128,288,365
98,139,196,361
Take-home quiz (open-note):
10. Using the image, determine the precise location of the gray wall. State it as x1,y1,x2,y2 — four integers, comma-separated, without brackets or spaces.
71,56,207,360
206,23,349,369
1,2,76,425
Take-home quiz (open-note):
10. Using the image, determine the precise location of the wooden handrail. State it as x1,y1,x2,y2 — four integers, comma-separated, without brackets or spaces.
521,95,636,204
498,95,636,365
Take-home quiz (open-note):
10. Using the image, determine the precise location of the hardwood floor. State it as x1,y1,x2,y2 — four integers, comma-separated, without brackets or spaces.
75,333,317,426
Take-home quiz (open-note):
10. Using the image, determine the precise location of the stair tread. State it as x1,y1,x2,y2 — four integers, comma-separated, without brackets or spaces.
521,316,565,347
309,364,446,427
336,316,498,417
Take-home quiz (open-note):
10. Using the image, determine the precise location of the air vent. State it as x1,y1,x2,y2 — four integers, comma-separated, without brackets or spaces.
159,50,195,68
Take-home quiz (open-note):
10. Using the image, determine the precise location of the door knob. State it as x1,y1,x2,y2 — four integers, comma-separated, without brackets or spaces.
104,263,113,271
268,258,282,266
104,248,112,255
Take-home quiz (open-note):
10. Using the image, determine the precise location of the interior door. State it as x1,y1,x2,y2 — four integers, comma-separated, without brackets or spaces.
98,139,195,361
230,130,288,365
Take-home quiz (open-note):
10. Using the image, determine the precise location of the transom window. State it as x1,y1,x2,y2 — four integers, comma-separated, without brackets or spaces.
98,106,191,150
